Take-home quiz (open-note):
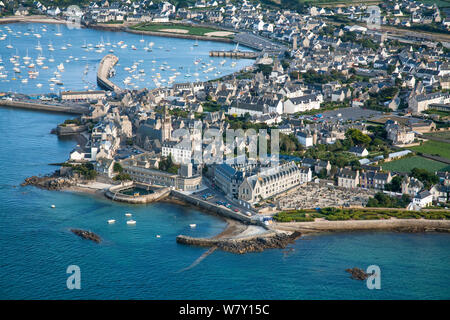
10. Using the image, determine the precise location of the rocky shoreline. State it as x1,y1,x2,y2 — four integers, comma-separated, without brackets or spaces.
21,174,75,191
176,231,302,254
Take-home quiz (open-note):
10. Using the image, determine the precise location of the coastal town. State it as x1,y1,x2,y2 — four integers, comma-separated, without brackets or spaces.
1,0,450,244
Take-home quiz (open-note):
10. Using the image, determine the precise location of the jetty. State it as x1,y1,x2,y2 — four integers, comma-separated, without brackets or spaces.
209,50,259,59
97,54,121,92
0,99,89,114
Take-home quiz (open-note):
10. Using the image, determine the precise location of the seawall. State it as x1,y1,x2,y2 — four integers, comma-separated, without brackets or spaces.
0,99,89,114
272,219,450,234
56,124,87,136
105,182,171,204
170,190,261,226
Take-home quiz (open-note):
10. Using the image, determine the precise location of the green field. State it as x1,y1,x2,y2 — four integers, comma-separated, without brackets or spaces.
382,156,450,173
424,131,450,140
131,23,232,37
410,140,450,160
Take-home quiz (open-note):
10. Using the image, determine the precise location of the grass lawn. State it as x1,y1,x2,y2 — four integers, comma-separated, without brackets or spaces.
382,156,450,173
274,207,450,222
131,23,232,37
409,140,450,160
424,131,450,140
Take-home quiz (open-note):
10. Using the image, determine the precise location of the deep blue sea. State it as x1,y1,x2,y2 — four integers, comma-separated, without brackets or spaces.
0,107,449,300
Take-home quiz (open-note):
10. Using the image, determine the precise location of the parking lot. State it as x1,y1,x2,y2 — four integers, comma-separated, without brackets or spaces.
192,180,254,217
297,107,383,123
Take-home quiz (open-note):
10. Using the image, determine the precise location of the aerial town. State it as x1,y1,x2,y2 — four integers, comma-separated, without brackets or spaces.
1,0,450,223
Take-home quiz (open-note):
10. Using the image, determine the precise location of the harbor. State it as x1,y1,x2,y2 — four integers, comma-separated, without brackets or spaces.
0,22,255,95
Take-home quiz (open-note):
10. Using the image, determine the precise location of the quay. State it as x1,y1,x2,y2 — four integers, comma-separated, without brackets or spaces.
97,54,121,92
209,50,259,59
0,99,89,114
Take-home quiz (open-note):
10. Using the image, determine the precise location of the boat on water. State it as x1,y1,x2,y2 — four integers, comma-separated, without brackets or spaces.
108,219,116,224
57,63,64,71
125,213,132,217
51,204,55,208
55,25,62,36
126,220,136,225
190,224,197,228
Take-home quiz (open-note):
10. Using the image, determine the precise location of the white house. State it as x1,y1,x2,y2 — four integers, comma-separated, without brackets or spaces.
296,132,314,147
412,190,433,208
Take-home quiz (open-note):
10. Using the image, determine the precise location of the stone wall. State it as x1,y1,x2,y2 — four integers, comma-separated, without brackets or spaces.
105,182,171,204
171,190,259,225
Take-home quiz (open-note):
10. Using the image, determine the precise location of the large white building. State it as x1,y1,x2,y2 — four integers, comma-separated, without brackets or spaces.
161,140,192,165
283,94,322,114
238,162,309,203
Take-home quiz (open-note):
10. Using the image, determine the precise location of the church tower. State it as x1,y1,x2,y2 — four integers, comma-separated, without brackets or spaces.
161,106,172,142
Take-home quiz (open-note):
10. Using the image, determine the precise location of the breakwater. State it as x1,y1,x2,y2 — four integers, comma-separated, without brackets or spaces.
0,99,89,114
97,54,121,92
209,50,259,58
176,231,302,254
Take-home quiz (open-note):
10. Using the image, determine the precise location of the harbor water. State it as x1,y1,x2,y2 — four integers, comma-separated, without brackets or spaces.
0,23,254,94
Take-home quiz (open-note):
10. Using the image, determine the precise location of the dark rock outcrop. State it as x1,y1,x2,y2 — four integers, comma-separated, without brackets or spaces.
21,171,75,191
177,231,302,254
346,267,369,280
70,229,101,243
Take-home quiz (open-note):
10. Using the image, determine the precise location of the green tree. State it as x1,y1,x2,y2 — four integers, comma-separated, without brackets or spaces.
345,128,372,146
113,162,123,173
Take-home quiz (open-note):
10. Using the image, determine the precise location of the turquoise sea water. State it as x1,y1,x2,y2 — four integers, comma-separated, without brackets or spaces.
0,107,449,300
0,23,254,94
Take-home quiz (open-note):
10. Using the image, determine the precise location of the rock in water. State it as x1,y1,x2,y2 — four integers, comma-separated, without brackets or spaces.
346,267,369,280
70,229,101,243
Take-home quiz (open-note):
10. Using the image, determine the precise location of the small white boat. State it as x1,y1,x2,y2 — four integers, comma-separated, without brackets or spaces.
125,213,132,217
126,220,136,225
108,219,116,224
189,224,197,228
156,235,161,238
51,204,55,208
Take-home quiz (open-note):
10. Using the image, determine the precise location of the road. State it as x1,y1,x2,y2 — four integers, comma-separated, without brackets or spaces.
191,175,258,218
